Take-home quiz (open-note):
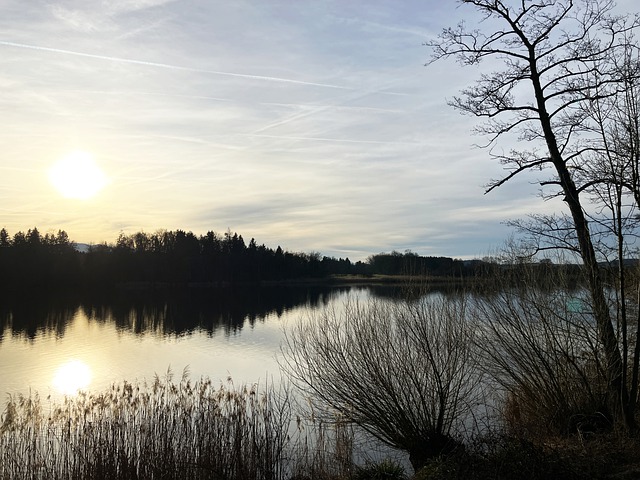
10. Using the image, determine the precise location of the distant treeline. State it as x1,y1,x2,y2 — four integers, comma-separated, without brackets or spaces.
0,227,491,289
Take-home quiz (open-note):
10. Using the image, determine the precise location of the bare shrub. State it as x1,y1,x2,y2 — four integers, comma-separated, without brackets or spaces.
472,260,611,438
281,292,483,471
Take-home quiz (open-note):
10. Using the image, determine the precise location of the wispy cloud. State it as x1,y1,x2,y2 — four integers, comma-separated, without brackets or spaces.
0,41,352,90
239,133,423,146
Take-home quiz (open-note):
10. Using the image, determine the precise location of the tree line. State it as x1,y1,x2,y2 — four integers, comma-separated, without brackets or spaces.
0,227,485,289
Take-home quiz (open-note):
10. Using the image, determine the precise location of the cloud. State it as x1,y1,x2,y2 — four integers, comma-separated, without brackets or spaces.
106,0,177,15
0,41,353,90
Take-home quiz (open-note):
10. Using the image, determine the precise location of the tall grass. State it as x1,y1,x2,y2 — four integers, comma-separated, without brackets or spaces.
0,370,322,480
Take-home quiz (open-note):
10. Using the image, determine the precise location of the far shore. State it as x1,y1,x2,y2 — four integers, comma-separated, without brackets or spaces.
112,274,476,290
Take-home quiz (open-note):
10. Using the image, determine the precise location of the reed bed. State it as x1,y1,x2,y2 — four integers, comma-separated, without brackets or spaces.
0,370,312,480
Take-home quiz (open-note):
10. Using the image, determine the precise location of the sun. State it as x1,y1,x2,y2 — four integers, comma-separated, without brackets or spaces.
53,360,92,395
49,151,108,199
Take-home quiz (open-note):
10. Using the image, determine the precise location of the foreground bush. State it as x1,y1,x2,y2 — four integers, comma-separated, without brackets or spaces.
413,432,640,480
282,294,482,471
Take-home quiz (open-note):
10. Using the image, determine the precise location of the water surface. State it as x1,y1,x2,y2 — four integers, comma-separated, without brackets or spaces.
0,285,370,402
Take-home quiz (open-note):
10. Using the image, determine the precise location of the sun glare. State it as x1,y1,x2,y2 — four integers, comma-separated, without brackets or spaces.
49,151,108,199
53,360,92,395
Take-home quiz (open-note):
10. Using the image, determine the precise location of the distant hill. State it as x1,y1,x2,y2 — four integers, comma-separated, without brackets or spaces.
74,243,91,253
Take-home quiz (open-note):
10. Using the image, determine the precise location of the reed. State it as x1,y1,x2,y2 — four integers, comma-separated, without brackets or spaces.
0,370,311,480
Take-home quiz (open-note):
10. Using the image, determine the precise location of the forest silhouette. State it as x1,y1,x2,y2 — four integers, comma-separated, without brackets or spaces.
0,227,478,290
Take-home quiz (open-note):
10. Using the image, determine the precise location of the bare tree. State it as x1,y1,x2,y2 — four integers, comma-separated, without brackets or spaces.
281,294,482,471
579,37,640,420
427,0,640,429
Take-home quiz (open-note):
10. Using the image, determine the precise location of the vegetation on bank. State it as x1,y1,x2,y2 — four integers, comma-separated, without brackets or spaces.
2,367,640,480
0,226,491,289
0,372,294,480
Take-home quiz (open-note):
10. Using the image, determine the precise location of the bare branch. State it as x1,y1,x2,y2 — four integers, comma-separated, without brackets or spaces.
485,158,552,193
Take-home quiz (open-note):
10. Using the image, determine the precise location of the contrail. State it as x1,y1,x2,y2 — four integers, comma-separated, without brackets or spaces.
0,40,352,90
243,133,422,146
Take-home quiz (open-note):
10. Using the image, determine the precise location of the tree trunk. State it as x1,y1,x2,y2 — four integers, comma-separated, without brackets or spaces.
528,53,634,430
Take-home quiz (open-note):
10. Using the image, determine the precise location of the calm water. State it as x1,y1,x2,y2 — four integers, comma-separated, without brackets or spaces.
0,285,387,403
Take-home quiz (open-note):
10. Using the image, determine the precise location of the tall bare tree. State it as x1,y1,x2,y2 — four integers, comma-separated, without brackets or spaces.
427,0,640,429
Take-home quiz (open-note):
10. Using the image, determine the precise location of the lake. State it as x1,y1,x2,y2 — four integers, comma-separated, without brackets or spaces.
0,284,397,403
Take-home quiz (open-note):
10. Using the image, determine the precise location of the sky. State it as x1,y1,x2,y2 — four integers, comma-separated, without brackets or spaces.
1,1,638,261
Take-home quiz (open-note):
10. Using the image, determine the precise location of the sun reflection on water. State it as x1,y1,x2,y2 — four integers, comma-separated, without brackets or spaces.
53,360,92,395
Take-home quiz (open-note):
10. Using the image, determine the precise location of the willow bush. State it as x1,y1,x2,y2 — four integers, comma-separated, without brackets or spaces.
282,293,484,471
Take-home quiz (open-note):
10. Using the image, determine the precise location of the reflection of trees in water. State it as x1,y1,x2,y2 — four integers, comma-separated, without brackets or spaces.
367,283,466,302
0,290,80,341
84,286,347,335
0,286,351,339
